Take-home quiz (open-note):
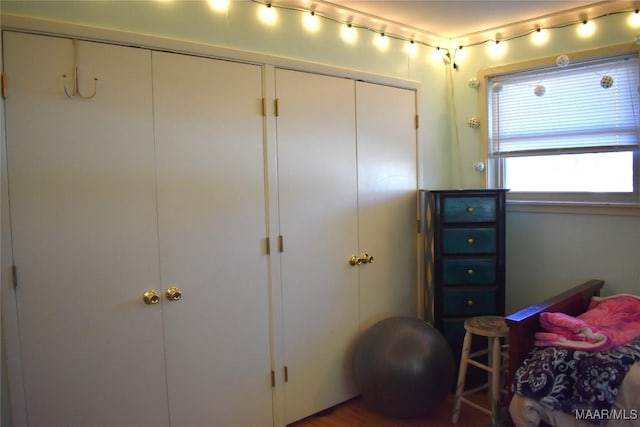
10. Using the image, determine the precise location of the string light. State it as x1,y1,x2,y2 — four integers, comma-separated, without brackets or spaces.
405,40,418,56
629,9,640,27
341,23,357,43
302,10,320,32
531,27,549,45
207,0,228,13
247,1,637,67
374,32,389,50
488,38,506,57
453,45,466,66
577,19,595,37
433,47,448,62
259,2,277,25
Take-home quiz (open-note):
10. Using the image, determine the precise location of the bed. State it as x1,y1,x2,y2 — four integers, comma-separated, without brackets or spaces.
505,279,640,427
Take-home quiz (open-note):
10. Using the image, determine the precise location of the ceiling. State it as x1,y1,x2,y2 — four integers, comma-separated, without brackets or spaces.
277,0,635,44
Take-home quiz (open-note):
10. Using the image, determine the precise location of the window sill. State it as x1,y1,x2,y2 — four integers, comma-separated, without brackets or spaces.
506,200,640,217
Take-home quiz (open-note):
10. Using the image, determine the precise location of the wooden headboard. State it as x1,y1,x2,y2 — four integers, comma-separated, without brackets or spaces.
504,279,605,396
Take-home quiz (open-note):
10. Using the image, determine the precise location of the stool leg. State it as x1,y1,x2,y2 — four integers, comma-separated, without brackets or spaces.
452,330,472,424
487,336,494,405
490,336,501,426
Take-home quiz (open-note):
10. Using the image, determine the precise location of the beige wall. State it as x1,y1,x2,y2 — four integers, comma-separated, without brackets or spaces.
1,0,639,341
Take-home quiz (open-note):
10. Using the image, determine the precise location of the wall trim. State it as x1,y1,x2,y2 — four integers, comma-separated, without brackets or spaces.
507,200,640,217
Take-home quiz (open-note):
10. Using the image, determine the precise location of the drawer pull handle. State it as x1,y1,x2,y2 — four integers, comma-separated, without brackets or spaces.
467,269,474,275
467,207,474,213
466,299,474,307
467,237,474,244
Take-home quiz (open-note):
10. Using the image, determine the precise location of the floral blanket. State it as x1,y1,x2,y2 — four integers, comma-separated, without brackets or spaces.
513,336,640,425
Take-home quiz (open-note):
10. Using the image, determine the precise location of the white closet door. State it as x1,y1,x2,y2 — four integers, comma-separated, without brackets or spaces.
4,32,169,427
356,81,418,330
275,69,359,424
152,52,273,427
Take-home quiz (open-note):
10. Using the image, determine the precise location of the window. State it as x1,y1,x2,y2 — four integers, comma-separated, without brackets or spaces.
486,50,639,205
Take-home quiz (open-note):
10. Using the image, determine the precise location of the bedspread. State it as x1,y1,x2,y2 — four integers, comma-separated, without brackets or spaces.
513,336,640,426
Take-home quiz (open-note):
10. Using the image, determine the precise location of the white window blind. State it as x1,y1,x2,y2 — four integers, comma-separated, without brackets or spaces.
489,54,640,156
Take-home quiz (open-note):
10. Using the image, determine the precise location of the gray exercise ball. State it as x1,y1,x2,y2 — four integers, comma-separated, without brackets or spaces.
353,316,454,418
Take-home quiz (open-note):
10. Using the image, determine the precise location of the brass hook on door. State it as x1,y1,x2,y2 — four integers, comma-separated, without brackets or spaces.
62,39,98,99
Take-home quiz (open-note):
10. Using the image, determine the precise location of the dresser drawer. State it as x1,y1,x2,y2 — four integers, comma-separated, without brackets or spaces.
442,228,496,254
442,258,496,285
442,288,496,316
442,196,496,223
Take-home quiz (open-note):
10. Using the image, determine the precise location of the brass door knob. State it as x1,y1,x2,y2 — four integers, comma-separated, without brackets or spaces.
349,255,359,266
357,253,374,264
165,286,182,301
143,290,160,305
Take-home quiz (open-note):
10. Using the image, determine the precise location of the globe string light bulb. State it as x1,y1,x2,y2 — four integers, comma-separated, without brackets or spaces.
302,10,320,32
577,19,595,37
375,32,389,50
629,9,640,27
341,23,357,43
405,40,418,56
488,39,505,57
531,27,549,45
259,3,277,25
207,0,229,13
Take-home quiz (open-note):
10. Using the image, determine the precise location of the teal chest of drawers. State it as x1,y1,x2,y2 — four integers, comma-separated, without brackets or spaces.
420,189,508,365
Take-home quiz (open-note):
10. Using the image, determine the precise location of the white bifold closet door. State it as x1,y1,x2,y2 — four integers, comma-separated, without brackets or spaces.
151,51,273,427
275,69,360,424
275,70,418,424
4,32,273,427
355,81,418,331
4,32,169,427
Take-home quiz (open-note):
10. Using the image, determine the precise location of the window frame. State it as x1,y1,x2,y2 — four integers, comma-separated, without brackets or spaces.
478,43,640,215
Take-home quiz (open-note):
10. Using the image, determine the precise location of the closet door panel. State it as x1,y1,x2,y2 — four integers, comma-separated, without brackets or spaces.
152,52,273,427
275,69,359,424
4,32,169,427
356,82,418,329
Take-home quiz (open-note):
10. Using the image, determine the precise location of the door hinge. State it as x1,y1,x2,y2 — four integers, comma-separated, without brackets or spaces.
278,235,284,253
274,99,280,117
415,114,419,129
284,366,289,383
261,98,266,117
265,237,271,255
11,265,18,289
1,74,7,99
270,370,276,387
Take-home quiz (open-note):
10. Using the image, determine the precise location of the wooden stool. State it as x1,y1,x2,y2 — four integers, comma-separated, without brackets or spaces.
452,315,509,426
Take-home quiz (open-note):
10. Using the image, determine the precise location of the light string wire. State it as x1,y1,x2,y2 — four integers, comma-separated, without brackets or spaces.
451,9,639,67
249,0,451,56
250,0,639,62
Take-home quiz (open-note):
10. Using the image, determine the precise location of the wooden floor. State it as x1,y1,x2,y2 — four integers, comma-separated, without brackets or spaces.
289,393,493,427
